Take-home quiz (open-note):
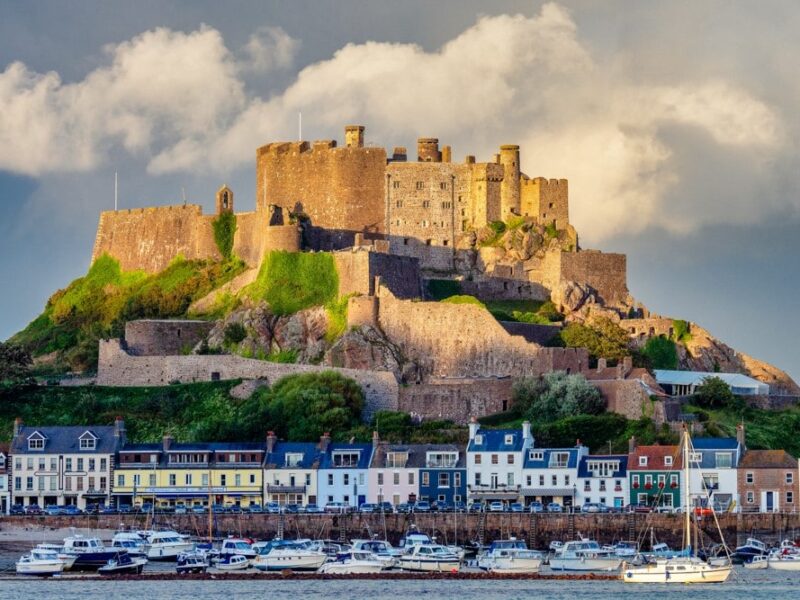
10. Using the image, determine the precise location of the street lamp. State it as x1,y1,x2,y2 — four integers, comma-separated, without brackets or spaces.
572,484,577,512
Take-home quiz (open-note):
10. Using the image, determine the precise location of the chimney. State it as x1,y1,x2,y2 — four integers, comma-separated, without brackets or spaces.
441,145,452,163
576,439,582,448
114,416,126,445
319,432,331,453
392,146,407,162
372,431,380,447
628,435,637,454
521,421,531,441
162,434,173,452
736,423,745,449
13,417,22,438
468,416,479,441
266,431,277,454
417,138,441,162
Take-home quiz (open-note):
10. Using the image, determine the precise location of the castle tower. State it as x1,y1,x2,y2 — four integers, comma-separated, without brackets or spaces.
417,138,441,162
345,125,365,148
499,144,520,219
216,184,234,214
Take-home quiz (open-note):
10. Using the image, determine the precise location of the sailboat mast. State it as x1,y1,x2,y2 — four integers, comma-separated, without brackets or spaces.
683,428,691,554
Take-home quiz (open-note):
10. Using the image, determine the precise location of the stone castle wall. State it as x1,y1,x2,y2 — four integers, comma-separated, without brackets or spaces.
376,286,588,379
541,250,628,306
97,339,398,420
521,178,569,229
398,378,514,424
623,318,682,343
592,379,667,425
333,248,422,299
124,320,214,356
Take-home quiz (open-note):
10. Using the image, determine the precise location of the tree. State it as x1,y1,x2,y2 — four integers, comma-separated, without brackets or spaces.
641,336,678,370
0,342,32,384
557,317,630,363
513,371,605,423
693,376,736,409
262,371,364,440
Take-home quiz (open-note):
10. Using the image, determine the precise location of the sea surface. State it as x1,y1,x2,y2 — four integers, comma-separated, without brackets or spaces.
1,543,798,599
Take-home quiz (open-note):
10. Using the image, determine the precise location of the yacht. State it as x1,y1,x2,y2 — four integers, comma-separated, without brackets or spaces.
318,550,388,574
34,543,78,570
62,535,122,570
734,538,769,563
111,531,150,557
398,544,461,572
549,538,623,572
16,548,67,576
621,428,732,584
768,552,800,571
744,555,768,570
220,537,258,558
252,541,328,571
143,530,194,560
477,539,543,574
608,541,638,558
399,531,464,560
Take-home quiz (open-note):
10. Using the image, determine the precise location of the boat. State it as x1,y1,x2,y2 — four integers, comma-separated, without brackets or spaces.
16,548,67,576
98,552,148,575
143,530,195,561
608,541,638,558
350,539,402,567
734,538,769,563
252,541,328,571
219,537,257,558
215,554,250,571
111,531,150,557
62,535,123,570
477,538,543,574
398,544,461,572
34,543,78,570
768,553,800,571
398,531,464,561
744,555,768,570
177,552,209,574
649,542,688,559
549,538,623,572
621,428,732,584
317,550,388,574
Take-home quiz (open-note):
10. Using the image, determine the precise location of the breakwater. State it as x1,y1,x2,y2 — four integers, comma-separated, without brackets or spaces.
4,512,800,548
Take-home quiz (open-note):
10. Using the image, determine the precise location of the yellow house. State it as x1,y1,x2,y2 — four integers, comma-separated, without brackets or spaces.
113,435,264,508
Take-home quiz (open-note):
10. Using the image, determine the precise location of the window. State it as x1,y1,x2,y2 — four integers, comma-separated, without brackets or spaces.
395,200,403,208
438,473,450,488
14,477,21,490
491,454,499,465
28,437,44,450
169,474,176,486
235,474,241,486
528,476,533,487
454,473,461,488
27,458,33,469
377,472,384,485
507,455,514,465
327,474,334,485
332,452,360,467
38,476,44,491
474,454,482,465
504,434,514,445
408,472,414,485
565,475,570,486
38,458,45,471
343,474,350,486
599,479,606,492
507,473,514,486
787,472,794,484
746,491,754,503
664,456,673,467
787,492,794,504
441,201,451,209
88,459,95,471
88,477,95,490
50,476,57,491
202,474,209,486
77,458,84,471
185,474,192,485
689,452,702,463
415,181,424,190
670,474,678,486
14,458,21,471
474,473,481,486
427,452,458,468
638,456,648,467
393,472,400,485
133,474,141,486
539,475,545,486
79,437,96,450
117,474,125,487
474,434,483,445
529,451,544,461
386,452,408,468
440,182,448,190
551,475,557,486
393,181,400,189
63,477,70,491
746,472,754,484
149,473,156,486
285,453,303,468
549,453,569,468
584,480,591,492
220,474,226,486
645,475,653,485
100,458,107,471
632,474,640,486
715,453,732,468
76,478,83,491
422,472,429,486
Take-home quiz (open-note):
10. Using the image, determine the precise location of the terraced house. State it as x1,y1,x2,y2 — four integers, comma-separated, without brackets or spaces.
316,436,374,509
737,448,799,513
263,433,322,506
687,431,743,512
521,444,588,510
113,435,264,509
467,419,532,506
576,454,628,509
9,418,124,509
627,440,682,509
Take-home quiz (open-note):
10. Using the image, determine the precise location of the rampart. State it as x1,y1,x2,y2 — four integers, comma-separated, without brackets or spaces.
623,317,682,344
96,339,398,420
541,250,628,306
520,177,569,228
333,248,421,299
375,286,588,379
398,378,514,424
124,320,213,356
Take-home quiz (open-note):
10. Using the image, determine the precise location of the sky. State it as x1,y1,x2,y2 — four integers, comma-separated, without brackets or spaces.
0,1,798,382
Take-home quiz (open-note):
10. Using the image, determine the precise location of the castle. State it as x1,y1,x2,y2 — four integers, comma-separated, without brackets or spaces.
92,125,629,310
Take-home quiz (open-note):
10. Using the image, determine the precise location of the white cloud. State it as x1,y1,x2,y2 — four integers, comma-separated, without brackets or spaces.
0,4,789,240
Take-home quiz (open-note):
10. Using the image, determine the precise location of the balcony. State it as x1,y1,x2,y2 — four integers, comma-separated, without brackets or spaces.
267,484,306,494
468,484,521,500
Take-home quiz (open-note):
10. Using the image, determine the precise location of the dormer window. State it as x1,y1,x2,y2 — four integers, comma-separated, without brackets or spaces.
529,451,543,461
332,451,360,467
689,452,702,463
27,432,46,451
285,453,303,468
474,434,483,445
79,431,98,451
638,456,648,467
664,456,673,466
504,434,514,445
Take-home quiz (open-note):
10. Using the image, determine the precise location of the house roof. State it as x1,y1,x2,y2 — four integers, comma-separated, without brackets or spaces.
370,443,466,469
265,442,322,470
577,454,628,478
628,445,682,470
11,426,121,454
468,429,527,452
740,450,798,469
523,447,583,469
319,443,374,469
654,370,769,394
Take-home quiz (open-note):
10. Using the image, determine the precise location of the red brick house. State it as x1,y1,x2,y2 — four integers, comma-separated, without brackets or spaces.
738,450,799,513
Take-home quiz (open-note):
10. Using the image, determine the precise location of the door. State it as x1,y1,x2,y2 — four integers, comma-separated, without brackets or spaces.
765,491,774,512
358,495,366,506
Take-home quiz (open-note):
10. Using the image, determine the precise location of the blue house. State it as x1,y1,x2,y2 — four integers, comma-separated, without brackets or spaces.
317,437,375,509
521,445,588,509
577,454,629,509
688,436,743,510
418,444,467,505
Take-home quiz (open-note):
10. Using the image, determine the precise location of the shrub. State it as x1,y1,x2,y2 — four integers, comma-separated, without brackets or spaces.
692,376,737,409
557,318,630,363
672,319,692,343
442,295,486,308
544,222,558,238
212,212,237,260
513,371,605,423
325,295,351,343
641,336,678,369
488,221,507,235
266,349,298,363
223,322,247,346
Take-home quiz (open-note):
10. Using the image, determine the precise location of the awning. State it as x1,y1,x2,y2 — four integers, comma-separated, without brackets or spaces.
469,490,520,500
520,488,576,496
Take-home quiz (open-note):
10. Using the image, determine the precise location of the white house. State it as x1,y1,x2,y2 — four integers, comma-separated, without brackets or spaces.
521,444,589,510
263,435,322,507
576,454,629,509
688,434,743,511
466,419,532,505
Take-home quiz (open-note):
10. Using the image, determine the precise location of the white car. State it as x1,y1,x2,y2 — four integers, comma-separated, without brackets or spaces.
488,501,505,512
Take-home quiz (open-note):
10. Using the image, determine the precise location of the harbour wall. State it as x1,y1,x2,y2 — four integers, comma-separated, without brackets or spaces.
4,513,799,550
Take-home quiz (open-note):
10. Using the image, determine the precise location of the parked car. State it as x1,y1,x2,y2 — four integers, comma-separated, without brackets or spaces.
10,504,25,515
191,505,207,514
63,505,83,516
117,504,132,514
359,503,378,513
413,501,431,513
432,501,453,512
99,505,117,514
283,504,300,514
174,503,188,514
265,502,282,514
44,504,63,516
453,501,467,513
468,502,484,513
24,504,42,515
546,502,563,513
139,502,153,514
395,503,413,514
509,503,525,513
211,503,228,514
581,502,609,513
324,502,352,514
304,503,322,514
527,501,544,513
378,501,394,513
247,504,263,514
488,501,505,512
227,504,243,514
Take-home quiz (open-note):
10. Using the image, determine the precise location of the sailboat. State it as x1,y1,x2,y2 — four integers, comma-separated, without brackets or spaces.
622,427,733,584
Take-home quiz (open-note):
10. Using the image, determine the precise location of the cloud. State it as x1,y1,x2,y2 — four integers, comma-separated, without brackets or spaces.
0,4,791,241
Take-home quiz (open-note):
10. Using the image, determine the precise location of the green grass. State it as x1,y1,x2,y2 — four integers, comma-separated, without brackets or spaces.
325,294,352,342
266,349,298,363
427,279,461,300
441,295,486,307
246,251,338,315
483,299,563,324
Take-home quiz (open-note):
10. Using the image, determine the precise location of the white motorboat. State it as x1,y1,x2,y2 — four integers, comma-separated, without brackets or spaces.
477,538,543,573
143,530,194,560
769,553,800,571
398,544,461,572
111,531,150,557
350,539,402,567
177,553,209,574
398,532,464,561
609,541,638,558
549,538,622,572
16,548,66,576
622,428,732,584
318,551,388,574
34,543,78,570
216,554,250,571
220,537,257,558
744,555,768,570
252,542,328,571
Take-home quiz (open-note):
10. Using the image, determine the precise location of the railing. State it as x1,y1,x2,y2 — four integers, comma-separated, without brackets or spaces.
267,485,306,494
